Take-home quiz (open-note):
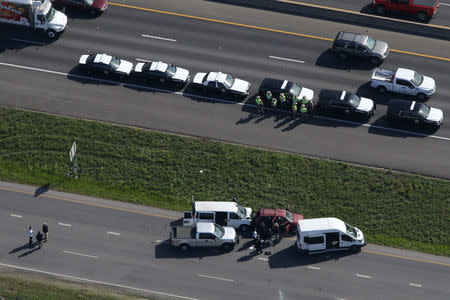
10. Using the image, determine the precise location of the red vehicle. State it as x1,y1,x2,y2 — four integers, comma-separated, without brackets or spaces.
372,0,439,21
252,208,304,234
52,0,108,14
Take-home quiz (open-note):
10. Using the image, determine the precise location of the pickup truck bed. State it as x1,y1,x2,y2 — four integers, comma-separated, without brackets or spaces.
171,226,195,239
371,69,395,83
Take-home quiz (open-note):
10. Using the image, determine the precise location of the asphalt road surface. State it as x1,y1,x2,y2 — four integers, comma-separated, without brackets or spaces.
1,181,449,300
0,0,449,179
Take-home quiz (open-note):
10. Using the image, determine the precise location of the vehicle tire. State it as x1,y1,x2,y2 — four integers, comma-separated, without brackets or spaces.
417,11,428,21
417,92,427,100
371,57,381,65
221,243,233,251
239,224,250,232
377,86,387,93
350,245,361,252
179,244,190,252
47,30,57,39
375,5,385,14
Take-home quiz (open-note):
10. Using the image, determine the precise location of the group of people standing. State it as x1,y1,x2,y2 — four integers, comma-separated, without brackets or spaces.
27,223,48,249
255,91,313,118
252,218,285,254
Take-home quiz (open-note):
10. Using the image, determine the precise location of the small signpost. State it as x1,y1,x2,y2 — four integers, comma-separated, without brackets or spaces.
67,141,82,178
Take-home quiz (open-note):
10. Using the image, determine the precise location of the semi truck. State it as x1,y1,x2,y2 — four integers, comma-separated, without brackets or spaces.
0,0,67,39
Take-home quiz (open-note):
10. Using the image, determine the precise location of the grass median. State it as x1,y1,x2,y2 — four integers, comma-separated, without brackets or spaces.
0,107,449,256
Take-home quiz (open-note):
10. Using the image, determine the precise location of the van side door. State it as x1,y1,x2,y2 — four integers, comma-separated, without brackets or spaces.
340,233,354,249
227,212,242,229
197,212,215,224
304,235,325,252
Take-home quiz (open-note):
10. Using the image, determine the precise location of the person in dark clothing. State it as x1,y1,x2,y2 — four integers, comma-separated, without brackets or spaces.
258,221,266,242
42,223,48,241
266,227,273,246
36,231,43,248
273,222,281,244
254,235,262,254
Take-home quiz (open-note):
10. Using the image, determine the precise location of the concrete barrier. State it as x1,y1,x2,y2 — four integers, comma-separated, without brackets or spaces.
209,0,450,40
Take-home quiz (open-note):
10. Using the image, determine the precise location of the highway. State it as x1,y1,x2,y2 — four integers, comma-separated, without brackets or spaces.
1,181,449,300
0,0,449,178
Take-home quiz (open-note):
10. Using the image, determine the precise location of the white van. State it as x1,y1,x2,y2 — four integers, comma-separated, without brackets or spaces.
296,217,366,255
183,201,252,231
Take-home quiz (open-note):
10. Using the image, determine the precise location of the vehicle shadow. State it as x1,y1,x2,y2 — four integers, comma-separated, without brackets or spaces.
123,78,185,94
0,25,58,53
66,66,122,86
315,49,376,71
268,245,357,268
34,183,50,197
368,116,437,137
59,8,103,20
360,4,431,24
154,239,227,259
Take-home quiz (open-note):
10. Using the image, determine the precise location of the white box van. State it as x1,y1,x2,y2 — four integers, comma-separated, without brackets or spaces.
183,201,252,232
295,217,366,255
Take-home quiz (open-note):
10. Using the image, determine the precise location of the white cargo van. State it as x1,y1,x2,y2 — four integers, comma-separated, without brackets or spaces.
183,201,252,231
296,217,366,255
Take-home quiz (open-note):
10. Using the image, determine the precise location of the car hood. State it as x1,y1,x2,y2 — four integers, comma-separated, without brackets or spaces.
298,87,314,101
193,72,207,84
222,227,237,240
93,0,108,10
426,107,444,123
48,10,67,31
419,76,436,91
292,213,304,223
372,40,389,57
116,60,133,75
172,67,190,82
231,78,251,94
356,97,375,112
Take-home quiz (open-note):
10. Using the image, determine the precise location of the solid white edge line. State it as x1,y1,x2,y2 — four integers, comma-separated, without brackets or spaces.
409,283,422,287
58,222,72,227
10,38,46,46
107,231,120,236
0,262,199,300
0,61,449,142
269,55,305,64
257,257,269,261
141,34,176,42
307,266,320,270
335,298,346,300
63,250,99,259
136,58,152,62
197,274,234,282
10,214,23,218
355,273,372,279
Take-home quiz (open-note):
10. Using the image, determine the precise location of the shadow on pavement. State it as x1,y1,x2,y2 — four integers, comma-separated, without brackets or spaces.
0,25,58,54
18,244,42,258
368,116,437,137
34,183,50,197
9,243,32,254
155,239,227,259
315,49,376,71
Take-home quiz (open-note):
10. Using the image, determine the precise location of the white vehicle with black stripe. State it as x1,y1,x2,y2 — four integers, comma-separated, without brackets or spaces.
192,71,251,97
78,53,133,77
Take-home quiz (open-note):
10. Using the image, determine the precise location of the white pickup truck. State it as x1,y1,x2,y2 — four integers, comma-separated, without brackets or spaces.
170,223,239,252
369,68,436,100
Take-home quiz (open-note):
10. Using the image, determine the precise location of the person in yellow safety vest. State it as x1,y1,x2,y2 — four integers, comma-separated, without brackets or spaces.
292,101,297,118
266,90,272,104
301,96,309,105
300,104,308,114
279,93,286,111
255,95,264,113
271,97,278,113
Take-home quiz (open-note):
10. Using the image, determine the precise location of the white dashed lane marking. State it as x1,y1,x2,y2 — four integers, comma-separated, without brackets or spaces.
141,34,176,42
10,214,22,218
307,266,320,270
63,250,99,259
355,273,372,279
257,257,269,261
409,283,422,287
269,55,305,64
197,274,234,282
107,231,120,236
58,222,72,227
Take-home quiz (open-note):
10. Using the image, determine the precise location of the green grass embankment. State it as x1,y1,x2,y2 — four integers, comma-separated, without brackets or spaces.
0,107,449,256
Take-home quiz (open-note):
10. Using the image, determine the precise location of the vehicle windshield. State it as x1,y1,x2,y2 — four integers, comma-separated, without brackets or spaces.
285,211,293,222
45,7,56,22
165,64,176,77
345,223,357,238
347,93,361,108
224,75,235,89
236,204,246,219
411,71,424,86
365,36,376,51
214,224,225,238
414,102,430,118
290,83,302,97
109,57,121,70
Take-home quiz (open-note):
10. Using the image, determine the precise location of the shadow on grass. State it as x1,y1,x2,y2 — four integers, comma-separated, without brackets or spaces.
268,245,357,268
155,239,227,259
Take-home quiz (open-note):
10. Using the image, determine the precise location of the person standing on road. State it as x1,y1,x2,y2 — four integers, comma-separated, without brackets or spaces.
266,90,272,105
36,231,43,248
292,101,298,118
27,226,33,246
42,222,48,241
279,93,286,111
271,97,278,113
273,222,280,244
255,95,264,113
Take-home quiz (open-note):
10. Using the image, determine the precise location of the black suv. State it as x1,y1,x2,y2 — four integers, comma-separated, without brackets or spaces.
332,32,389,64
258,78,315,107
386,99,443,129
316,89,376,120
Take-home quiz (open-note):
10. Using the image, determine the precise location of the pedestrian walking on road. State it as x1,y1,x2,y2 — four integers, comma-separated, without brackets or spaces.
36,231,43,248
42,222,48,241
255,95,264,113
27,226,33,246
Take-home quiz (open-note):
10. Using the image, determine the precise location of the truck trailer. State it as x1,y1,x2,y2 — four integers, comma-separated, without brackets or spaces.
0,0,67,38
